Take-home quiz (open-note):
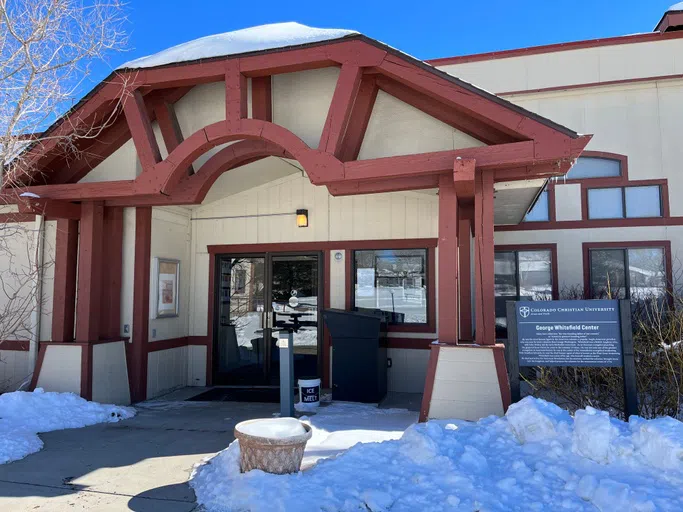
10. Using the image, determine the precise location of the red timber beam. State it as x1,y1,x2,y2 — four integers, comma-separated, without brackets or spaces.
18,198,81,219
75,201,104,341
47,86,193,185
458,203,474,341
374,53,583,159
319,63,363,157
153,99,194,175
339,76,378,162
17,76,131,179
51,219,79,341
123,89,162,171
130,207,152,402
474,170,495,345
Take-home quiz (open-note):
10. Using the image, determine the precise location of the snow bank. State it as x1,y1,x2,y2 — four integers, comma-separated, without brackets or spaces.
119,22,358,69
191,397,683,512
0,389,134,464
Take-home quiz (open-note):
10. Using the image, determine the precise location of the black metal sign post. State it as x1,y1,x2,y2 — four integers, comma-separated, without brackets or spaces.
505,299,638,418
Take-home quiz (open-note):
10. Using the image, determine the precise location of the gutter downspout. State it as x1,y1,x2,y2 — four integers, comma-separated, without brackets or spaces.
28,214,45,375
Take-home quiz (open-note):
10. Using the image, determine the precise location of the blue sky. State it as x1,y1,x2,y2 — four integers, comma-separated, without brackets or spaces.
94,1,676,84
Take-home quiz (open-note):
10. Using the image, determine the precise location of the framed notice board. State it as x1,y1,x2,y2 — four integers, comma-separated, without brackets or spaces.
505,299,638,418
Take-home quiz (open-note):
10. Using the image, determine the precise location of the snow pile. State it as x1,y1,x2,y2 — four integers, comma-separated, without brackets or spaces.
119,23,358,69
191,397,683,512
668,2,683,12
237,418,306,439
0,388,134,464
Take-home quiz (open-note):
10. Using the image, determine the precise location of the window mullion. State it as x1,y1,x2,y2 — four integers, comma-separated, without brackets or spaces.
515,251,521,299
624,249,630,299
622,187,627,219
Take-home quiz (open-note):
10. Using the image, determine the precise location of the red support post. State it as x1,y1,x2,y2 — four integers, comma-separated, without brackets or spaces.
100,207,124,339
474,170,495,345
75,201,104,341
438,173,459,344
458,205,474,341
51,219,79,341
130,207,152,402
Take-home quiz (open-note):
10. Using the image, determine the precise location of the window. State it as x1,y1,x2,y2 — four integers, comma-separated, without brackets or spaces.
589,247,667,300
353,249,427,324
566,157,621,179
494,249,553,337
587,186,662,219
524,190,549,222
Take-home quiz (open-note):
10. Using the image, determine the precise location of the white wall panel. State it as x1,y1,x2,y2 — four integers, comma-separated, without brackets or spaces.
0,350,30,392
554,183,582,222
147,346,188,399
92,341,130,405
358,91,484,160
272,67,339,149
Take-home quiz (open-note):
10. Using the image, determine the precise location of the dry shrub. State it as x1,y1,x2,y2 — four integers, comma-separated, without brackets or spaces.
524,286,683,420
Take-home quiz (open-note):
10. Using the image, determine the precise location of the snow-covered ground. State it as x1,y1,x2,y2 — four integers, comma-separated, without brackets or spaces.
0,388,134,464
191,398,683,512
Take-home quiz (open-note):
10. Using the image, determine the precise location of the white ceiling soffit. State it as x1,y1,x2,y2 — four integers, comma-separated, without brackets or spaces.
494,179,546,226
199,156,302,205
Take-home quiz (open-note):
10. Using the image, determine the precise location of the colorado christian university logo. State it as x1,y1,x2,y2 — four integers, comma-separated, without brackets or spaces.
519,306,531,318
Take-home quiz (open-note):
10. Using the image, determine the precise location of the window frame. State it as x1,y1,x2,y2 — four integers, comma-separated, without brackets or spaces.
583,241,672,300
586,184,664,220
494,244,559,301
349,245,436,333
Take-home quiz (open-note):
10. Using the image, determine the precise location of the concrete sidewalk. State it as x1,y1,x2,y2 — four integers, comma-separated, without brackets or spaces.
0,394,278,511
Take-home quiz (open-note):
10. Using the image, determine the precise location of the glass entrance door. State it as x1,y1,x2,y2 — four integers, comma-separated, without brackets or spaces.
213,252,321,386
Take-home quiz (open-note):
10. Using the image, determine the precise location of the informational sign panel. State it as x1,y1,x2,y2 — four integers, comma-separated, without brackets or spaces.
505,299,638,418
516,299,622,367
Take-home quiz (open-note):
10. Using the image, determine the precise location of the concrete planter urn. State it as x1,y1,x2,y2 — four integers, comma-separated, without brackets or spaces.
234,418,313,474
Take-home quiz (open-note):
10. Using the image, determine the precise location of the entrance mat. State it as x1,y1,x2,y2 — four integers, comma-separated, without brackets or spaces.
187,387,280,403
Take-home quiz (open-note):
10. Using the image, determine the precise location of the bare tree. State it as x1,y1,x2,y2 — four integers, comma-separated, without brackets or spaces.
0,0,127,390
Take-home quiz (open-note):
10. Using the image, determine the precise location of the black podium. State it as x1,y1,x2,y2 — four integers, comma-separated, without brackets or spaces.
323,308,388,403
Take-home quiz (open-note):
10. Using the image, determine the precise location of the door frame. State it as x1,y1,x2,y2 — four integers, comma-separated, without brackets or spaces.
211,250,324,387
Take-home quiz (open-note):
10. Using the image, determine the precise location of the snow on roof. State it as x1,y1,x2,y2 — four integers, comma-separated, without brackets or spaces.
119,22,359,69
669,2,683,11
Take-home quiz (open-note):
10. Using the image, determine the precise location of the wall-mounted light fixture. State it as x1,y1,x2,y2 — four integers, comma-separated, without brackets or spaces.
296,209,309,228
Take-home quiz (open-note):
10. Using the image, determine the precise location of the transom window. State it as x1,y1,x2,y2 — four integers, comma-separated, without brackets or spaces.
566,156,622,179
589,247,667,300
494,249,553,337
587,186,662,219
353,249,428,325
524,190,549,222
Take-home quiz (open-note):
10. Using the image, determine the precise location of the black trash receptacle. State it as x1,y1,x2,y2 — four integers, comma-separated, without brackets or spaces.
323,308,388,403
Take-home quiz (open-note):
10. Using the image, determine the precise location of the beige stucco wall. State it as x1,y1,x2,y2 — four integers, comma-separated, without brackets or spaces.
35,344,81,394
428,346,504,421
437,37,683,93
554,183,582,222
92,341,130,404
149,207,192,342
